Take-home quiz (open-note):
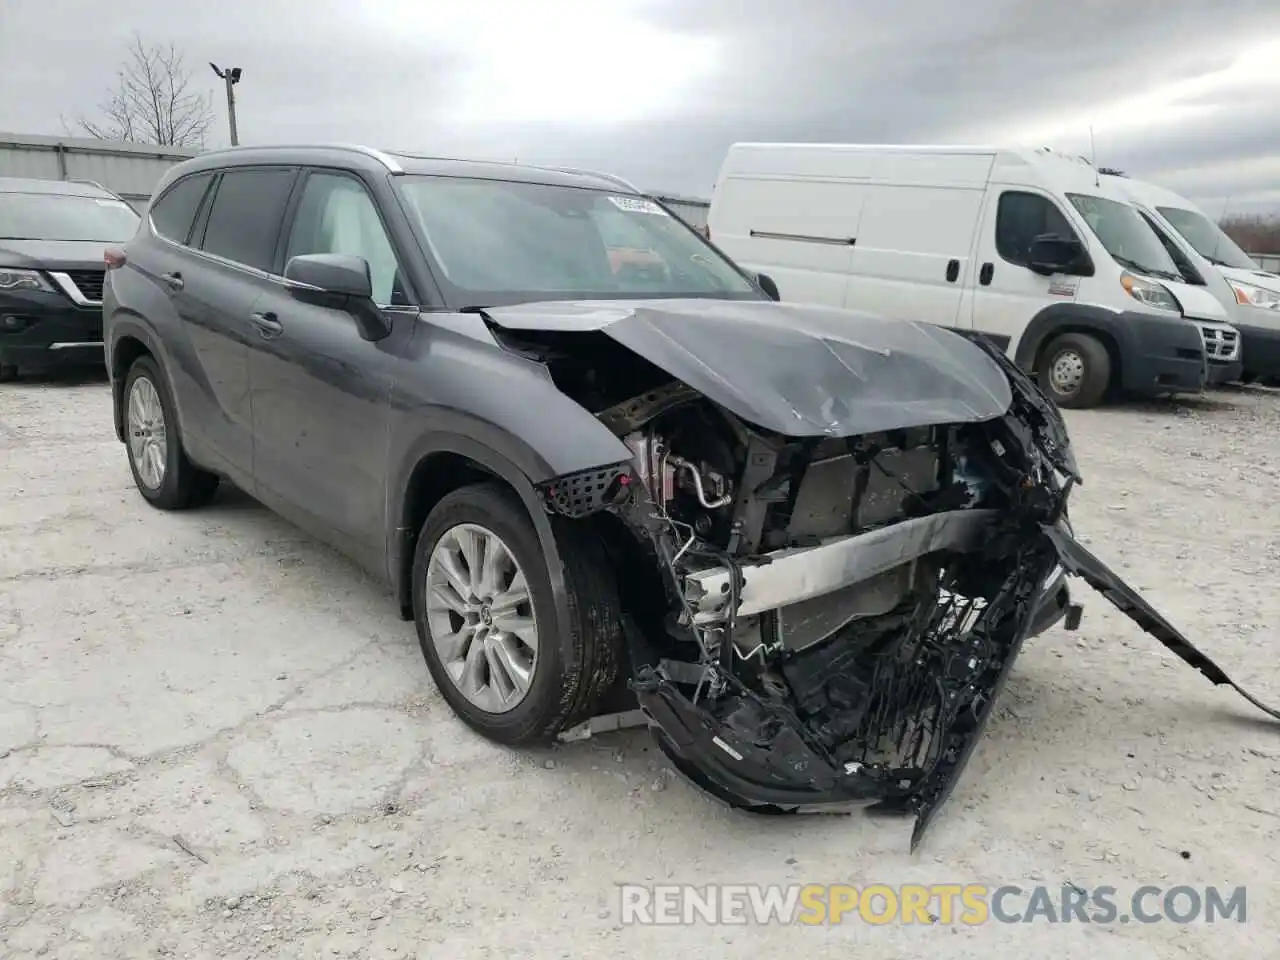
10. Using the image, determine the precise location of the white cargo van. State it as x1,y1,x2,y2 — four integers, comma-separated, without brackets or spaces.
1102,173,1280,385
706,143,1242,408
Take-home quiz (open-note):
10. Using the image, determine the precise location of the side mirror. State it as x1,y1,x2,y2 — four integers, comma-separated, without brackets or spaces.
285,253,373,299
283,253,390,341
1027,234,1088,276
756,272,781,301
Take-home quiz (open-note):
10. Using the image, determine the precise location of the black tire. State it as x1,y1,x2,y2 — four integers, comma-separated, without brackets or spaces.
122,355,220,510
0,363,18,383
1037,332,1111,409
411,482,622,746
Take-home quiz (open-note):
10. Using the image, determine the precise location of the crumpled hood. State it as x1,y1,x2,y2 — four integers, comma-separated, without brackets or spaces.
484,299,1014,437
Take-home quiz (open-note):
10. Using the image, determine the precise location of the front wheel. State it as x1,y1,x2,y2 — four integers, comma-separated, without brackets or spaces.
411,482,622,745
123,355,220,509
1037,332,1112,409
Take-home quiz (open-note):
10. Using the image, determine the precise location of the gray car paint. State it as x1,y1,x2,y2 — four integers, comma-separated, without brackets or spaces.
106,146,1023,633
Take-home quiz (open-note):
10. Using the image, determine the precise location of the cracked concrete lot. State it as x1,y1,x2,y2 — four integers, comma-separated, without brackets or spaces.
1,371,1278,960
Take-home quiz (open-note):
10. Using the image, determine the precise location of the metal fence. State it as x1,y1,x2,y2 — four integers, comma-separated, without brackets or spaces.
1249,252,1280,273
0,132,198,209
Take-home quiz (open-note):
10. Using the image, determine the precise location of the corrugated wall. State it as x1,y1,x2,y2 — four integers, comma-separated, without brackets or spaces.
0,133,197,207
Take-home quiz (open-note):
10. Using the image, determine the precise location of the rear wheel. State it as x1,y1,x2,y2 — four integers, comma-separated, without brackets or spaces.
1038,332,1111,409
411,482,622,745
123,355,220,509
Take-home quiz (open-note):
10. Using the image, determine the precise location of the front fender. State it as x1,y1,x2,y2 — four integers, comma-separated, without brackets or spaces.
385,418,630,644
1012,303,1132,370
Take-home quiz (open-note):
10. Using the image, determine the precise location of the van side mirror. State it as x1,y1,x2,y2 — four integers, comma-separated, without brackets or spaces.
756,272,781,301
1027,235,1088,277
283,253,390,341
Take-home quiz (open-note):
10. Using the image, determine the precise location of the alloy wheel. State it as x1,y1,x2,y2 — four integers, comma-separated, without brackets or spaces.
424,522,540,713
127,376,168,490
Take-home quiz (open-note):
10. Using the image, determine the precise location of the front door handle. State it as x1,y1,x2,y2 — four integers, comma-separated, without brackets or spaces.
979,262,994,286
160,271,184,291
249,311,283,338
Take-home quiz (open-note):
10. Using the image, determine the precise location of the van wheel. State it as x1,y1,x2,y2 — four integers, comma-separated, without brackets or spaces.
411,482,622,746
1038,333,1111,409
0,363,18,383
123,355,220,509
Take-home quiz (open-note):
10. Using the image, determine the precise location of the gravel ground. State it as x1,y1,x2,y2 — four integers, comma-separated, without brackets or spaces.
1,371,1278,960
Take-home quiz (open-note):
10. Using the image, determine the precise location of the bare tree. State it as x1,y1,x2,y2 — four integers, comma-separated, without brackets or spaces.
70,33,214,148
1220,214,1280,255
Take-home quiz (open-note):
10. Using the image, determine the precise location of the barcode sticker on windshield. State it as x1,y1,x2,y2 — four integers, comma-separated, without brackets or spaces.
609,196,668,216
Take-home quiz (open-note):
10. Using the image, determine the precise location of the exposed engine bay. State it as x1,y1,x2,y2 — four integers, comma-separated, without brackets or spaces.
481,300,1280,849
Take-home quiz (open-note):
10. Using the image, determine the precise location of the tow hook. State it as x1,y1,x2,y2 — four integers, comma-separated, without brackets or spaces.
1063,603,1084,631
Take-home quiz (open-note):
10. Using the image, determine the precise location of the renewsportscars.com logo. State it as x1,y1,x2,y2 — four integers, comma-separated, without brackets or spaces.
617,883,1248,926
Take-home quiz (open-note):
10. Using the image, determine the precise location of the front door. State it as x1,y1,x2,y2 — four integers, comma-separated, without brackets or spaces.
247,169,416,572
966,188,1083,352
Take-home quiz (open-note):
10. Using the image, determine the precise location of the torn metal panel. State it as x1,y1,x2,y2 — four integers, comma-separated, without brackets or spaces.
1045,525,1280,721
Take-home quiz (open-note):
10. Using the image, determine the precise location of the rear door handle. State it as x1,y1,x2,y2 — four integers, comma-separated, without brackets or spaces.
160,271,184,291
946,259,960,283
249,311,283,338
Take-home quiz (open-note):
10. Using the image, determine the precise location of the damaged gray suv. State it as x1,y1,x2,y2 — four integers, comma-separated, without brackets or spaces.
103,145,1278,848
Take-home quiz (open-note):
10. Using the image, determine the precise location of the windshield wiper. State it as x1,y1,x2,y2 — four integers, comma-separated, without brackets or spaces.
1112,254,1179,281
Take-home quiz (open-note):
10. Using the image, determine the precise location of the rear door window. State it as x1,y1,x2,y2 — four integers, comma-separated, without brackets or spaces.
149,173,213,244
198,168,297,272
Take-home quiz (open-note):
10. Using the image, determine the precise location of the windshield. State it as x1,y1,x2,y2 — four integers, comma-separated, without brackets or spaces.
1155,206,1258,270
1066,193,1181,280
0,192,140,242
393,175,760,306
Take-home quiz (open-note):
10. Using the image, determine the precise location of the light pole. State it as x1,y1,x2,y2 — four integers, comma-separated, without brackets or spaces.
209,63,242,146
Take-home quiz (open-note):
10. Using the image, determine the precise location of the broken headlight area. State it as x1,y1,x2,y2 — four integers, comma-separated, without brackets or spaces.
532,345,1081,844
530,331,1278,848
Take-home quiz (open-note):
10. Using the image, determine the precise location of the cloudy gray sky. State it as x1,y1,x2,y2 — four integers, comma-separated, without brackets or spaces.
3,0,1279,211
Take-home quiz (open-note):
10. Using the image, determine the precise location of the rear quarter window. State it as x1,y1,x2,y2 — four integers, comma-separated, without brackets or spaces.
149,173,214,244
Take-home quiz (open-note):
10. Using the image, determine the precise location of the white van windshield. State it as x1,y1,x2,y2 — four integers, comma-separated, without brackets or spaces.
1066,193,1181,281
1155,206,1258,271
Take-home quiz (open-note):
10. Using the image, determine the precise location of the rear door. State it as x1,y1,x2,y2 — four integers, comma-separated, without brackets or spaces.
967,188,1082,351
168,166,298,477
246,168,415,572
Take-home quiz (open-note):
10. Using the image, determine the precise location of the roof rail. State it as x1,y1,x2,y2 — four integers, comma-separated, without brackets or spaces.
547,165,642,193
191,143,405,174
66,178,109,192
64,178,129,201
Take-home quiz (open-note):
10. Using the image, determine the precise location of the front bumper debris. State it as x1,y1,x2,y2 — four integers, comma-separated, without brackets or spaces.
627,526,1278,850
